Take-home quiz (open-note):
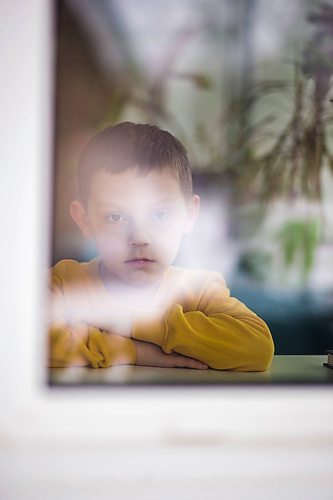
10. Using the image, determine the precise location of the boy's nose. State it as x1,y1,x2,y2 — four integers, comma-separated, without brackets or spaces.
128,222,150,247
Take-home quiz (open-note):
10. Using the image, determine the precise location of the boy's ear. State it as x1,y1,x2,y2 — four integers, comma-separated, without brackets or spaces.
183,194,200,234
70,200,93,239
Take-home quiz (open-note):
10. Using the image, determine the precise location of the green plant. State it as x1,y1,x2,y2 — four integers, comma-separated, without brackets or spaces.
276,218,321,284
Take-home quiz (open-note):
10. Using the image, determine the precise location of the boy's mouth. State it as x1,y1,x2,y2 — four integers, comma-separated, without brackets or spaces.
125,258,155,268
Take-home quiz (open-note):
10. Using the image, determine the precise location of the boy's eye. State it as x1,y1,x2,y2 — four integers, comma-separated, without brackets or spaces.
151,210,171,222
106,212,127,223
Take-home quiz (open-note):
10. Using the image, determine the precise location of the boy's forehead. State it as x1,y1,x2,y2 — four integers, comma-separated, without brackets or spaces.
88,167,185,207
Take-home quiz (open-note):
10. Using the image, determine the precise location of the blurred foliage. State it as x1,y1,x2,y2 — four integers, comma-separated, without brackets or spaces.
276,219,322,284
238,249,272,283
171,72,214,90
159,1,333,207
221,1,333,203
190,1,333,285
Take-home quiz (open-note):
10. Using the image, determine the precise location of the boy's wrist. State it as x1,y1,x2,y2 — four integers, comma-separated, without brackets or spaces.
108,313,133,338
132,308,166,347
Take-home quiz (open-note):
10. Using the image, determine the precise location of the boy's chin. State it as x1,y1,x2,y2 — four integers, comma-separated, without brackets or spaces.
124,270,162,288
102,260,165,288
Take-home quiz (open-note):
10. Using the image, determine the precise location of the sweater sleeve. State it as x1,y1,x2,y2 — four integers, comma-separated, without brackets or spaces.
132,272,274,371
48,269,137,368
49,322,137,368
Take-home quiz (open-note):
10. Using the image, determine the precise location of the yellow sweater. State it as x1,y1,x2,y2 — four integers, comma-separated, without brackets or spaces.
49,258,274,371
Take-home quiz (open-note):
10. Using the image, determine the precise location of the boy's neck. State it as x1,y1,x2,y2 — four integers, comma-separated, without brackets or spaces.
99,260,161,305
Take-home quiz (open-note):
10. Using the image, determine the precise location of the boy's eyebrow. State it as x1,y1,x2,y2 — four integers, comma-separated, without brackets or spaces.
97,198,180,209
97,202,126,211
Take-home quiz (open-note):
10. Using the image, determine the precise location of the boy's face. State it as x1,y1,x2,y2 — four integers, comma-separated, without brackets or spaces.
71,167,199,287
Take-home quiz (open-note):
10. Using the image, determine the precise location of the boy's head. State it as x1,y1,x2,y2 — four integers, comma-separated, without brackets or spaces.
77,122,193,205
70,122,200,287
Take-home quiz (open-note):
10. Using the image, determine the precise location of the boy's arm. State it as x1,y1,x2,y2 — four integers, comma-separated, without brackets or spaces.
131,273,274,371
49,322,136,368
133,340,207,369
49,272,207,370
49,273,136,368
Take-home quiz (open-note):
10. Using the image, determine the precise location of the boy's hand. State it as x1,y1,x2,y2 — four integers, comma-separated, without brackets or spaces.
133,340,208,369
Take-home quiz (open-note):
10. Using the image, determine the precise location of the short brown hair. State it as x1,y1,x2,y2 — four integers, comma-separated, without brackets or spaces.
77,122,193,204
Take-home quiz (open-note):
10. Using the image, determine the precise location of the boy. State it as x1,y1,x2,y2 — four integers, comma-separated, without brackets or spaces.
49,122,274,371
